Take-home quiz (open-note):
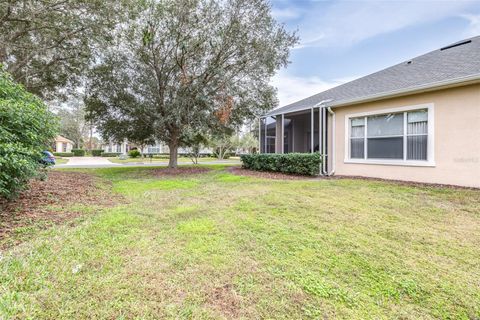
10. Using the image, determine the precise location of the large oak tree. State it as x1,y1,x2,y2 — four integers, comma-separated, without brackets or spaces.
86,0,298,168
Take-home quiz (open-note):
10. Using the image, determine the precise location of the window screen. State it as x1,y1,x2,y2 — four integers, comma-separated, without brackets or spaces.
367,113,403,159
350,117,365,159
407,109,428,160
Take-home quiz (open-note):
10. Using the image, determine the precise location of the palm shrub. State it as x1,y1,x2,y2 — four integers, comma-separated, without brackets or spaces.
128,150,141,158
0,68,58,199
240,153,322,176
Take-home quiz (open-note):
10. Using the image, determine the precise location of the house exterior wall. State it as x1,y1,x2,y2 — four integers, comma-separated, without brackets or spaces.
55,142,63,153
332,83,480,187
55,141,73,153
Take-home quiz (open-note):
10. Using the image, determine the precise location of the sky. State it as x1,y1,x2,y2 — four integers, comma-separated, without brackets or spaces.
270,0,480,107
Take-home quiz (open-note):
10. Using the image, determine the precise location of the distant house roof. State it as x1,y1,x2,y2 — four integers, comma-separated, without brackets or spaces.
55,135,74,144
266,35,480,116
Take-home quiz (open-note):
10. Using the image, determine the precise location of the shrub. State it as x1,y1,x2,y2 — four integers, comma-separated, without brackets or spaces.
101,152,122,157
0,68,58,199
128,149,141,158
240,153,322,176
53,152,74,157
91,149,104,157
71,149,85,156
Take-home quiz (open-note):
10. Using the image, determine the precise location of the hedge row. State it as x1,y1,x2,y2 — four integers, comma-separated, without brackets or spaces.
72,149,85,156
101,152,122,157
53,152,74,157
91,149,104,156
240,153,322,176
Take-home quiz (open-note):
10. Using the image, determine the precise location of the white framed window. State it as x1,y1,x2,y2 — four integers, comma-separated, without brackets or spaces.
148,146,161,153
344,103,435,166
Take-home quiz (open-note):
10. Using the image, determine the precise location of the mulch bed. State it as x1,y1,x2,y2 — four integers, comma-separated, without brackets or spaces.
148,167,211,177
229,167,479,190
228,166,312,180
0,171,121,247
333,175,480,190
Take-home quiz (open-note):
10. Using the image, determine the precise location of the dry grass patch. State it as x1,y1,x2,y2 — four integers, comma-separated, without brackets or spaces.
0,171,122,247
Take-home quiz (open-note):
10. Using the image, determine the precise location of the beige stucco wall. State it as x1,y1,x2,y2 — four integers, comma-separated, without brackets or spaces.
55,141,73,153
332,83,480,187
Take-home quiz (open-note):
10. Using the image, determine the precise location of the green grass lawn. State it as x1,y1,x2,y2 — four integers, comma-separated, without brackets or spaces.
1,166,479,319
107,157,238,164
55,157,69,165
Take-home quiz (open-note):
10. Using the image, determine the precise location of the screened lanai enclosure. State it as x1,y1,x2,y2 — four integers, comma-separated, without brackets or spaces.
259,109,322,154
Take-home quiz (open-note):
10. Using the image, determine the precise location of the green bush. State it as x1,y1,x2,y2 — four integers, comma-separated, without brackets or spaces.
101,152,122,157
0,68,58,199
71,149,85,156
91,149,104,157
240,153,322,176
53,152,74,157
128,149,141,158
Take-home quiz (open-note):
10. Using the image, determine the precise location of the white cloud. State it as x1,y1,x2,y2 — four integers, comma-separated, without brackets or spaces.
272,7,301,21
297,0,478,48
461,14,480,37
270,71,357,107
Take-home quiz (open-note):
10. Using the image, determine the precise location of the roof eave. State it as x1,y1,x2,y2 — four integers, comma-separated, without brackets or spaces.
330,74,480,108
263,73,480,117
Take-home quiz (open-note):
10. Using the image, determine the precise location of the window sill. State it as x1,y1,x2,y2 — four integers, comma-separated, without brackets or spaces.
344,159,436,167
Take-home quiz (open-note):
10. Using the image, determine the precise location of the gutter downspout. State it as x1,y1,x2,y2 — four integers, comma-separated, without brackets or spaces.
322,107,327,175
326,107,335,176
312,99,332,175
258,117,262,153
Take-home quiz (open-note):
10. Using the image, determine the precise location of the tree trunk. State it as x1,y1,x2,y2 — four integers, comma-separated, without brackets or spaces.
168,140,178,168
218,146,223,160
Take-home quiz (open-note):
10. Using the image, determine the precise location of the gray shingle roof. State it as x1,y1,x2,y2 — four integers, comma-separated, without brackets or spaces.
267,35,480,116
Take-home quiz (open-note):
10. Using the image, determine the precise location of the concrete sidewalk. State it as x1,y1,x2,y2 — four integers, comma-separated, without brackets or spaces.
55,158,240,169
60,156,120,167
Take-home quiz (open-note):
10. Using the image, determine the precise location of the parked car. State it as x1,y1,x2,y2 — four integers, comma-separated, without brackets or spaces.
40,151,56,166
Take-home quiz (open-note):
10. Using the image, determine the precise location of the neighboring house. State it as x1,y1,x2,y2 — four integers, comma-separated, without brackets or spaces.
53,136,74,153
102,140,129,154
101,140,211,155
261,36,480,187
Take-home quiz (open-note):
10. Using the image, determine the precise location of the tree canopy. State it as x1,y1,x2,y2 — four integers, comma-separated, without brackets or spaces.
86,0,298,167
0,0,131,100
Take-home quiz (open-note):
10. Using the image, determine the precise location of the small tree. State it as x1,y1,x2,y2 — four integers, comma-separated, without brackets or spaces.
210,133,237,160
239,133,258,154
56,101,89,148
0,68,58,199
181,131,209,164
